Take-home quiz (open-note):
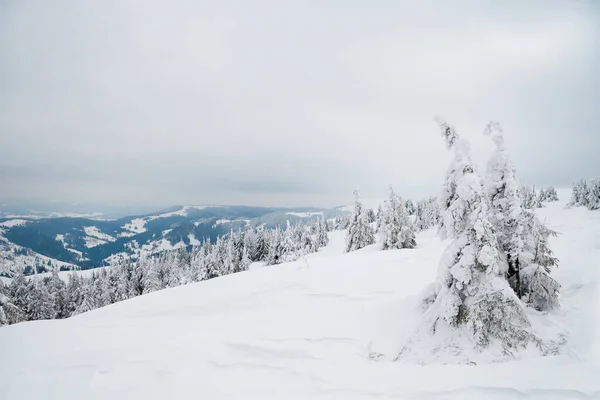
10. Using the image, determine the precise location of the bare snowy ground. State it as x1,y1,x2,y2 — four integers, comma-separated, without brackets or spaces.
0,198,599,399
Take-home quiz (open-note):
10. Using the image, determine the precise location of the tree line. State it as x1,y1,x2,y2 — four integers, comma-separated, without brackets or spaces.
0,218,329,326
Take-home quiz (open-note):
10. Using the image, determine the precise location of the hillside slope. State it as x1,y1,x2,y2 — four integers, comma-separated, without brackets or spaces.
0,198,599,399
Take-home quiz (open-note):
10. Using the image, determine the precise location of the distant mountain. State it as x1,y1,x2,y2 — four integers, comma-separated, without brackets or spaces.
0,204,347,276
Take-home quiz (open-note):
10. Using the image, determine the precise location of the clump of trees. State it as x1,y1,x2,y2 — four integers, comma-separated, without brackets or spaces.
570,179,600,210
398,119,560,361
0,218,330,326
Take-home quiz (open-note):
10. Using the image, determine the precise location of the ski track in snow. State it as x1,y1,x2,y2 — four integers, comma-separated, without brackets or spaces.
1,195,599,399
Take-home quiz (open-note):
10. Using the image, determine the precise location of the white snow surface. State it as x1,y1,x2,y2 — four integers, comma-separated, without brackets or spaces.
1,196,599,399
286,211,324,218
83,226,116,242
188,233,201,246
83,236,107,248
117,231,136,238
0,219,29,227
122,218,147,234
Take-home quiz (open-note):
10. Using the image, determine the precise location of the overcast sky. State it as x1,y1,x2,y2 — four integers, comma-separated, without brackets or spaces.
1,0,599,209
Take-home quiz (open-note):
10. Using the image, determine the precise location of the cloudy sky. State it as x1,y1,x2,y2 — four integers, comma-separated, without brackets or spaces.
1,0,598,209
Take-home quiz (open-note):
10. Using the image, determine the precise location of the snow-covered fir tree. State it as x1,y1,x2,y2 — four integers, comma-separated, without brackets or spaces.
400,120,535,360
315,217,329,248
414,196,441,231
142,257,162,294
379,186,416,250
240,245,252,271
587,179,600,210
520,185,542,209
539,186,559,202
345,191,375,252
484,121,560,311
570,179,588,206
405,199,416,216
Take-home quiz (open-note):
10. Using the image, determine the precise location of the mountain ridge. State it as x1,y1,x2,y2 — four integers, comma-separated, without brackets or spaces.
0,204,348,276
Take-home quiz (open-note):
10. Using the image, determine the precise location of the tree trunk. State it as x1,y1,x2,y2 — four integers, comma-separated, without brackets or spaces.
515,257,521,299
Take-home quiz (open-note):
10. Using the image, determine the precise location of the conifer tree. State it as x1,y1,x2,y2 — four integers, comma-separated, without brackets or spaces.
26,279,55,320
266,227,284,265
142,257,162,294
484,122,560,310
379,186,416,250
316,217,329,248
48,269,68,319
240,245,252,272
400,120,534,359
345,190,375,252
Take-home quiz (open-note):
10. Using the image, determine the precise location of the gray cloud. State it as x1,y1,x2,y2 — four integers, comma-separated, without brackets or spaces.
1,0,599,208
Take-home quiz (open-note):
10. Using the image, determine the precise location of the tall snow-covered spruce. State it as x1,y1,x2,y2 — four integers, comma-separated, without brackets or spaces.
398,120,535,362
379,186,416,250
484,122,560,311
345,191,375,252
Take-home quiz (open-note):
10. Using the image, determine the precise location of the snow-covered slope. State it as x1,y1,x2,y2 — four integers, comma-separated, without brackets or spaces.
1,199,598,399
0,232,78,276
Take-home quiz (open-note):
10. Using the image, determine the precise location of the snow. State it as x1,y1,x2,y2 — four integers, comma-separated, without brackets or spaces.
67,247,84,257
338,197,383,213
188,233,201,246
46,212,105,219
0,219,29,227
83,226,116,242
214,218,232,226
1,194,599,399
0,234,78,277
286,211,324,218
214,218,250,227
141,238,186,253
117,231,136,238
83,236,107,248
122,218,147,234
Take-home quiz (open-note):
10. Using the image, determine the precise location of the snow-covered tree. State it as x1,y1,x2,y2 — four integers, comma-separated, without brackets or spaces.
345,191,375,252
142,257,162,294
240,245,252,271
66,272,84,315
254,229,270,261
400,120,534,360
281,221,299,262
379,186,416,250
520,186,542,209
243,229,258,261
0,284,25,325
519,213,560,311
73,282,96,316
570,179,588,206
539,187,559,202
484,122,560,310
47,270,68,318
266,227,284,265
405,199,416,216
315,217,329,248
0,280,25,325
26,279,54,321
587,179,600,210
223,234,239,274
414,196,441,231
